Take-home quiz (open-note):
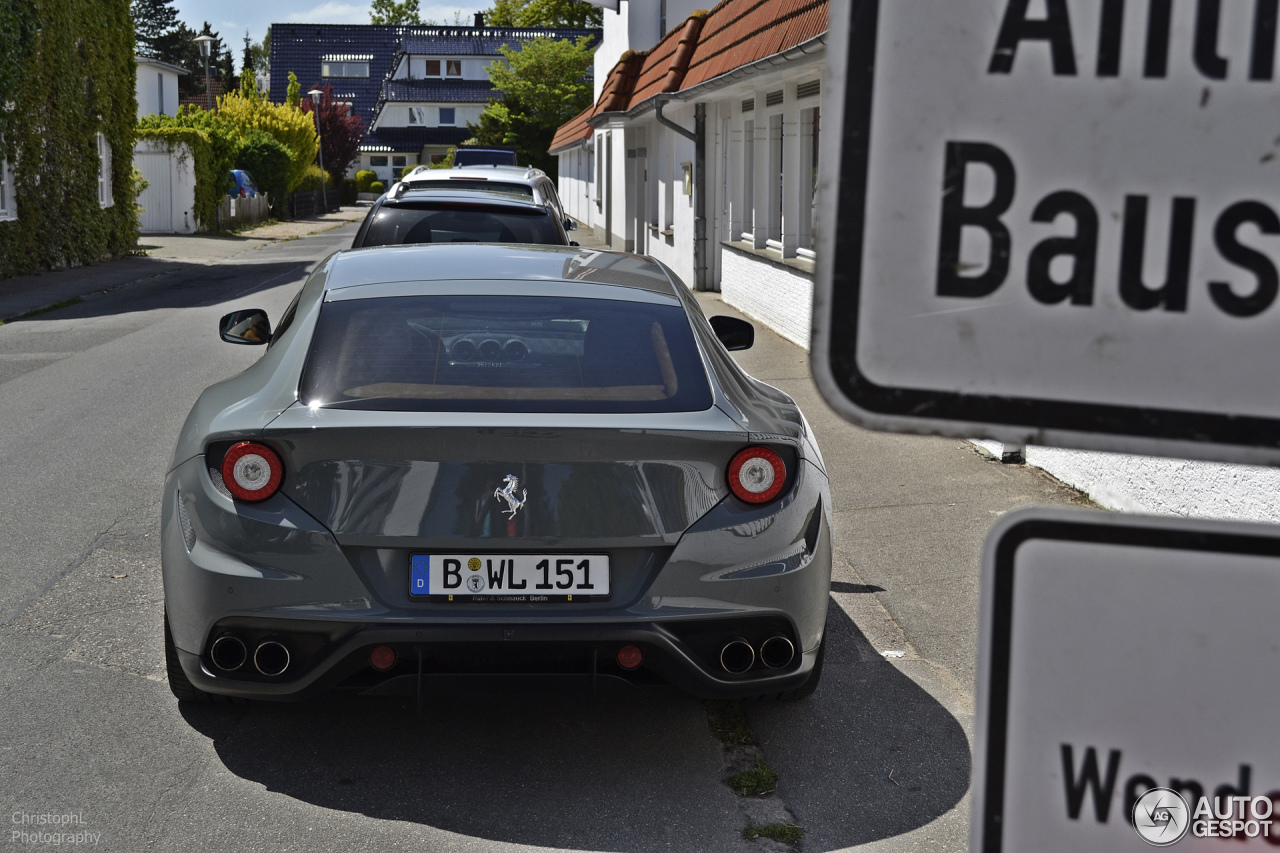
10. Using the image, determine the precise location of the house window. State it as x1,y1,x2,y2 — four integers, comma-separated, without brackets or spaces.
408,107,425,124
157,72,164,115
0,148,15,222
742,119,754,240
430,153,446,164
439,107,455,125
321,61,369,78
97,133,113,208
422,59,441,76
446,60,462,77
767,114,783,246
393,155,407,167
798,106,820,255
369,155,388,167
595,138,603,205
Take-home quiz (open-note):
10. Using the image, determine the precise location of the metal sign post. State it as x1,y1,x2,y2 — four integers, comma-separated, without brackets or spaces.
973,509,1280,852
813,0,1280,463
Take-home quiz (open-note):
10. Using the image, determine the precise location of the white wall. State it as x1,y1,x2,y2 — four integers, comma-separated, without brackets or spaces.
135,65,179,118
393,56,494,80
720,248,813,348
379,104,483,127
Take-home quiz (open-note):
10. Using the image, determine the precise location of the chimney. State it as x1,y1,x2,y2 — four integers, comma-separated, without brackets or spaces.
474,12,484,27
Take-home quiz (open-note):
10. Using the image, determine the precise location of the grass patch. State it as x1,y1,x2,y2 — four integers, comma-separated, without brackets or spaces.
726,760,779,796
1,296,84,325
742,824,804,844
706,700,756,746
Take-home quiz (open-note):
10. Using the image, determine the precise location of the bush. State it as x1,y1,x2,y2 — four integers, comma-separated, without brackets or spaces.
235,129,291,211
217,86,319,193
399,164,417,179
369,180,385,194
355,170,377,192
294,164,336,192
341,178,358,205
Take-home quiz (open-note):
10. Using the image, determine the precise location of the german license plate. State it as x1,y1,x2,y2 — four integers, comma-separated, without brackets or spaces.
409,554,610,600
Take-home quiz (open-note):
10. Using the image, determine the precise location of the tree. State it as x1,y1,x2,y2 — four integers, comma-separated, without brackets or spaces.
131,0,179,55
241,31,254,79
248,28,270,82
471,35,595,175
300,83,365,179
370,0,421,25
483,0,602,28
217,82,318,192
286,70,301,109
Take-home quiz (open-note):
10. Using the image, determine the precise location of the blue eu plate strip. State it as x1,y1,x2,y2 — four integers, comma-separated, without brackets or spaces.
410,554,430,595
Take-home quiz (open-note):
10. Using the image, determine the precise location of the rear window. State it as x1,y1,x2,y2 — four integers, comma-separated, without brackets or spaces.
300,295,713,413
360,203,562,247
453,150,518,166
406,180,533,197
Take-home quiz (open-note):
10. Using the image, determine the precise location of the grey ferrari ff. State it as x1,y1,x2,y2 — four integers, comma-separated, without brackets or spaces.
162,244,832,702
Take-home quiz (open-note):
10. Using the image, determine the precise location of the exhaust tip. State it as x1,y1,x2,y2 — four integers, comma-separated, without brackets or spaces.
253,641,291,677
210,635,247,672
760,635,795,669
720,638,755,674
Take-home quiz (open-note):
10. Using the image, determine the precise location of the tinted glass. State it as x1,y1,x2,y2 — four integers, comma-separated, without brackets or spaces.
360,203,563,246
301,295,713,414
453,149,519,167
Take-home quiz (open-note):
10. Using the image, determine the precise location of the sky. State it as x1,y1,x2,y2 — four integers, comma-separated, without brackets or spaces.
171,0,489,69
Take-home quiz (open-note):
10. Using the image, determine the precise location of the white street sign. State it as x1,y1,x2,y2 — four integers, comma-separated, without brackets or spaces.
972,509,1280,852
813,0,1280,462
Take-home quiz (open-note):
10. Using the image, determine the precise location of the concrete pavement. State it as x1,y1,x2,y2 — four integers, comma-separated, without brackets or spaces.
0,221,1089,852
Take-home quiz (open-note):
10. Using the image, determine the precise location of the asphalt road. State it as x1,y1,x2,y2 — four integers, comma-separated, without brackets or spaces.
0,222,1084,852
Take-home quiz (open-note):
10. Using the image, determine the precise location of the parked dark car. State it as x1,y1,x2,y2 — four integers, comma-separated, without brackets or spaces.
452,146,519,167
227,169,258,198
351,189,569,248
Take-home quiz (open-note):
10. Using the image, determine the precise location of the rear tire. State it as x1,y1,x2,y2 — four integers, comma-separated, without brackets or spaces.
165,615,242,704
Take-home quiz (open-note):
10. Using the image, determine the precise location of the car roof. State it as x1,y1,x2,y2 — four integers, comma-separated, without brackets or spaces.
407,164,544,182
379,188,547,209
324,244,679,298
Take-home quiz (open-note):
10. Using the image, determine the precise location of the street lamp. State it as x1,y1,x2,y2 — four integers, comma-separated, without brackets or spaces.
307,88,328,214
193,35,216,113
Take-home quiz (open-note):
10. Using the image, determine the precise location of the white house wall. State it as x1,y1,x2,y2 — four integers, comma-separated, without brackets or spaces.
378,104,483,127
392,56,496,80
135,65,179,118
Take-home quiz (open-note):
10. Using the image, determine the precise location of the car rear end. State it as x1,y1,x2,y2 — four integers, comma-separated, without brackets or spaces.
352,193,568,248
163,273,830,701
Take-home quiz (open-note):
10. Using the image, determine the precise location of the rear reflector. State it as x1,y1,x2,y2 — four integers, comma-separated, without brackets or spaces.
370,645,397,671
727,447,786,504
616,645,643,670
220,441,283,502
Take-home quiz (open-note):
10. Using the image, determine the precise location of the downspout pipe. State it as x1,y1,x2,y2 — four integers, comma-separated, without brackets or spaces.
654,95,708,291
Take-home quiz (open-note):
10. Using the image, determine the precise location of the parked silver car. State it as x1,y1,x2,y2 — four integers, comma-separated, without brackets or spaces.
392,164,574,233
162,244,832,702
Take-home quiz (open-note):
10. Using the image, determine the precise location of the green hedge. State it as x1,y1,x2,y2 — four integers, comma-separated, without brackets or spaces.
0,0,138,279
369,180,385,194
137,108,240,230
355,170,376,193
340,178,357,205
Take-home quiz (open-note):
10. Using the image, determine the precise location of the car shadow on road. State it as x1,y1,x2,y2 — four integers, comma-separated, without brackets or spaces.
178,600,970,851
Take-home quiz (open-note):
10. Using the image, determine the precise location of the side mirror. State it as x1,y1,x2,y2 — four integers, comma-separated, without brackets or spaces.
563,217,578,231
709,315,754,351
219,309,272,345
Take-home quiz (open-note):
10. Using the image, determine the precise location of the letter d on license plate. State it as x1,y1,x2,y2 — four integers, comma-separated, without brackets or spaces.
409,554,610,600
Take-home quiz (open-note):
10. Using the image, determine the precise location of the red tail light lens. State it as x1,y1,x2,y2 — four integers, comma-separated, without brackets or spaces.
220,441,283,502
727,447,787,504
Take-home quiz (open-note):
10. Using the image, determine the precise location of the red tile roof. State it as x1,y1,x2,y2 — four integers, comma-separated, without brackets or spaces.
550,0,826,152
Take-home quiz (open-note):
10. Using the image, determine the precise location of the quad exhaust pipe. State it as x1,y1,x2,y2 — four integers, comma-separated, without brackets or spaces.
253,641,291,676
210,635,247,671
719,635,795,673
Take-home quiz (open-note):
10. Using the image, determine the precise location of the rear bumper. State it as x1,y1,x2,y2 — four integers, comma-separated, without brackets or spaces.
177,618,820,701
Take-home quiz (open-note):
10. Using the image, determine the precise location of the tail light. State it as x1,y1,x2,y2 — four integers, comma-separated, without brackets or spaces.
220,441,283,502
727,447,787,504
